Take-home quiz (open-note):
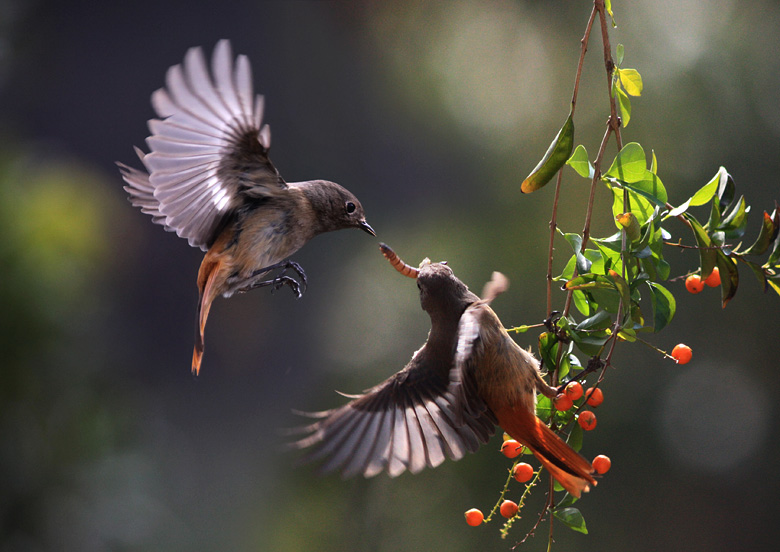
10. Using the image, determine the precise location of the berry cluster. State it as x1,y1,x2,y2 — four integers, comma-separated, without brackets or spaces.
464,384,611,528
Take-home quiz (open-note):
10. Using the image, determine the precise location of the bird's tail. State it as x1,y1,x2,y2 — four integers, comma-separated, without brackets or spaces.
192,256,224,376
497,406,596,498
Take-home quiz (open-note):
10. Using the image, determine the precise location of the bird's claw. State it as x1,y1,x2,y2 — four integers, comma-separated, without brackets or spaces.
270,274,304,298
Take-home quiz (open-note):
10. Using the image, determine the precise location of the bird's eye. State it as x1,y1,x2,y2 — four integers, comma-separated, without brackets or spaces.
345,201,356,214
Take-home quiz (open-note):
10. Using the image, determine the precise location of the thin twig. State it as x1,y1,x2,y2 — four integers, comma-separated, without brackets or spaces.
595,0,623,150
571,4,598,113
547,170,565,316
562,124,614,317
547,3,597,317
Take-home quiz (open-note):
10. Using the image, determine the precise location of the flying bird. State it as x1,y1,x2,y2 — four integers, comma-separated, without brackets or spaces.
292,245,595,497
118,40,375,375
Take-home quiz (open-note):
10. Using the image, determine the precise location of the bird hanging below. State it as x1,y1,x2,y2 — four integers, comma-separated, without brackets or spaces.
118,40,375,376
291,244,595,498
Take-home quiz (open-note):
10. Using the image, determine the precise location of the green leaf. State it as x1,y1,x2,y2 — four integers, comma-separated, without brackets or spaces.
567,144,594,179
572,289,593,317
618,68,643,96
589,286,622,314
684,213,718,284
565,274,615,292
556,493,579,510
562,231,592,274
605,0,616,26
740,211,776,256
554,507,588,534
538,332,559,373
741,258,768,292
716,168,735,213
605,143,647,184
716,251,739,307
576,310,612,330
718,195,749,240
666,198,690,218
690,169,722,206
647,282,676,332
768,278,780,298
625,172,668,205
535,394,552,421
616,43,624,66
522,113,575,193
766,205,780,266
607,269,631,308
616,85,632,127
650,149,658,175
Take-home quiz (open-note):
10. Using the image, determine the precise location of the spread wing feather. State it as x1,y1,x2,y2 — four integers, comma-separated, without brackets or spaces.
119,40,285,250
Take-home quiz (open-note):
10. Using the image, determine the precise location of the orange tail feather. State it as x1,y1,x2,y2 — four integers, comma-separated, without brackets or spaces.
497,406,596,498
192,256,224,376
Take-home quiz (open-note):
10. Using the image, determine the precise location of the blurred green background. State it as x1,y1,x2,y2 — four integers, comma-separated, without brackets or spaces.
1,1,779,550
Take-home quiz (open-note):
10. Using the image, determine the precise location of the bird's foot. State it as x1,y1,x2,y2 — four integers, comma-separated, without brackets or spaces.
236,261,308,298
270,274,304,298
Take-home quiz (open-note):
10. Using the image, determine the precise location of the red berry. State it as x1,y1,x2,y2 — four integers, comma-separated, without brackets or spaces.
578,410,597,431
553,393,574,411
671,343,692,364
685,274,704,294
464,508,484,526
501,439,523,459
592,454,611,474
513,462,534,483
564,381,583,401
585,386,604,407
703,267,721,287
499,500,518,519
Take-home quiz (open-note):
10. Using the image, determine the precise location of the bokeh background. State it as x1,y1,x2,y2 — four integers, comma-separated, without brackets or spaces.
1,1,779,550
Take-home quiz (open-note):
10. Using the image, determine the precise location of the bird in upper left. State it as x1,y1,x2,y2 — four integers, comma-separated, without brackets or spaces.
118,40,375,376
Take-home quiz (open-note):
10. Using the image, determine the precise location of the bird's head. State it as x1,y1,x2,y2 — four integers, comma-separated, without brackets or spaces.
309,180,374,236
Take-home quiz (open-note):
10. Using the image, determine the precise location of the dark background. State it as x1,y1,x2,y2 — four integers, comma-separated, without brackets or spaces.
1,1,779,550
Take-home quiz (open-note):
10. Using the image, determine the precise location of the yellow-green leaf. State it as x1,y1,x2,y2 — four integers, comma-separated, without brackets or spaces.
567,144,594,179
618,68,643,96
616,86,631,127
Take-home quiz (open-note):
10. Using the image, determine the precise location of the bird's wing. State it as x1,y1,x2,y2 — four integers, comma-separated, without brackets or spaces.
451,271,511,421
119,40,285,251
118,149,168,228
451,303,495,424
290,351,497,479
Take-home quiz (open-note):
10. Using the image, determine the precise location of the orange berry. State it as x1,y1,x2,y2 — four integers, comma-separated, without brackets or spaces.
564,381,583,401
501,439,523,459
703,267,721,287
578,410,597,431
592,454,611,474
464,508,484,526
685,274,704,294
553,393,574,411
671,343,692,364
499,500,518,519
585,386,604,407
513,462,534,483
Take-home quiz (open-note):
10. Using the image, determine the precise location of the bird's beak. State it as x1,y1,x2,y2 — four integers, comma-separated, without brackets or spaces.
359,220,376,236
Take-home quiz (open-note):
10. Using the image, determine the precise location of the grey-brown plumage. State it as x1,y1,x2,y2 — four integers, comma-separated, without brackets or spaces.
117,40,375,375
291,261,497,477
293,252,596,497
